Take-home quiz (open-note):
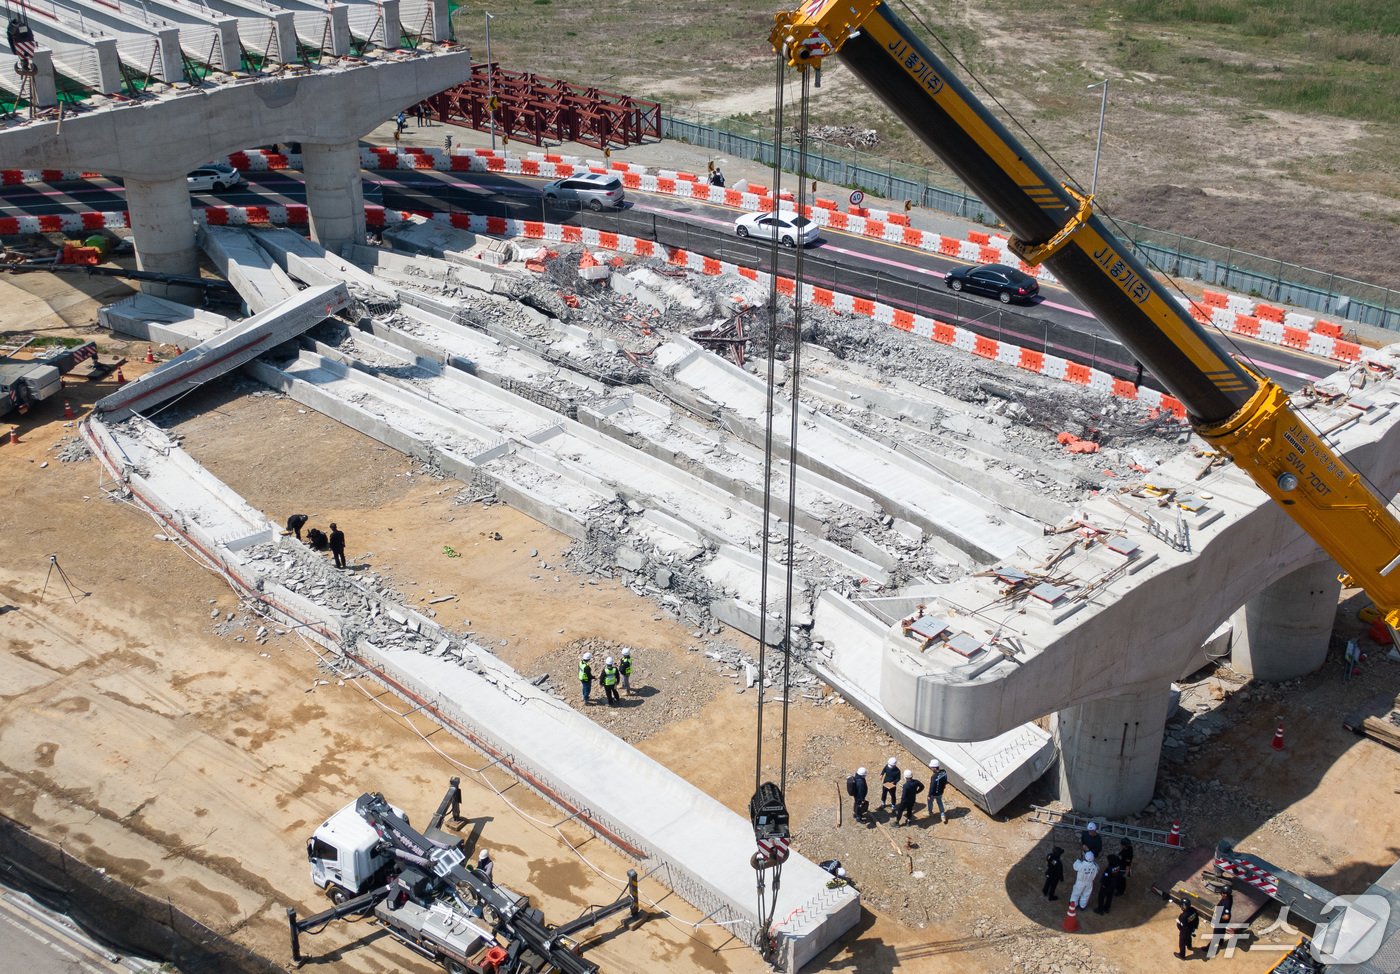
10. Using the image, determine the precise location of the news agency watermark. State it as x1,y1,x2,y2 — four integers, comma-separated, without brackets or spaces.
1206,895,1390,963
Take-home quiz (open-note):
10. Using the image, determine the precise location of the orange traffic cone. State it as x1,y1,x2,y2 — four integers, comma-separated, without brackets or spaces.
1167,820,1181,847
1062,899,1080,932
1271,717,1285,751
115,368,126,386
144,344,155,363
174,345,183,355
8,429,18,445
63,400,74,419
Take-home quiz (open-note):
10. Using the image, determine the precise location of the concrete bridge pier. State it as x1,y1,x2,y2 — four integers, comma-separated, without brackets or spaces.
1055,679,1173,818
1228,560,1341,681
303,141,366,253
125,176,200,302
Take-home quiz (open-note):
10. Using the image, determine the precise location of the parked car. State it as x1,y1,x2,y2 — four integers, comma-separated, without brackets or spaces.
943,263,1039,304
542,173,625,211
186,163,242,193
734,210,820,248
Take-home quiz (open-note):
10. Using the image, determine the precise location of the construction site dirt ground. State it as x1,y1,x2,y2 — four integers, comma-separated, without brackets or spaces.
5,270,1400,974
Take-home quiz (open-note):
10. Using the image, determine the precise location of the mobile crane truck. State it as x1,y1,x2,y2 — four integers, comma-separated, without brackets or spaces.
287,777,640,973
768,0,1400,632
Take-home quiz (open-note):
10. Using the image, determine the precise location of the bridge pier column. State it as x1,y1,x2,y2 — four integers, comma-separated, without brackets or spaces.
380,0,401,51
431,0,451,42
303,141,365,254
1229,560,1340,681
273,12,299,66
125,176,200,303
329,4,351,57
156,27,185,85
29,49,57,108
93,38,123,95
1055,679,1172,818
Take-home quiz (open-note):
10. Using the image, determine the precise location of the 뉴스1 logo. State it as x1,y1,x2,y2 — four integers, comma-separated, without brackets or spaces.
1313,894,1390,964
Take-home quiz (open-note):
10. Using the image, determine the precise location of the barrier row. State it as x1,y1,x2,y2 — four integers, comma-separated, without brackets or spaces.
195,203,1187,420
1180,292,1360,363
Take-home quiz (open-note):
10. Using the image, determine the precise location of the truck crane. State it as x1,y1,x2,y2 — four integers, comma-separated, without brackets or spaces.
286,777,640,974
768,0,1400,627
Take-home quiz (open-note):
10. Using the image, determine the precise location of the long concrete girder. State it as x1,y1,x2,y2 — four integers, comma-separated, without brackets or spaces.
80,415,859,973
0,48,472,177
879,362,1400,813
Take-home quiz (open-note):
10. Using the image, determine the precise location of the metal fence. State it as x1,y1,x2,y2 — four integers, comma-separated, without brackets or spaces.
661,112,1399,332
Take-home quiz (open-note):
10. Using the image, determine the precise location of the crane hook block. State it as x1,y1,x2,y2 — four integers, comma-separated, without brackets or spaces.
750,781,791,865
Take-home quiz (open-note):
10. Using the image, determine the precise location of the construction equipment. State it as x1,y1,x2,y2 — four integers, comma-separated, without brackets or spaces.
768,1,1400,630
0,340,98,419
287,777,640,973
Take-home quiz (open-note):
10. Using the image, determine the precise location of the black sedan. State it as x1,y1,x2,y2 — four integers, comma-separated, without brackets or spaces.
944,263,1040,304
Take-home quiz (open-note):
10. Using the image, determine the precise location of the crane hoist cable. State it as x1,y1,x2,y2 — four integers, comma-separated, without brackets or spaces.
748,51,812,966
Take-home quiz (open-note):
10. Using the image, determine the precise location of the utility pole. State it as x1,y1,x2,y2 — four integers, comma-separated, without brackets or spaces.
485,11,496,151
1087,78,1109,197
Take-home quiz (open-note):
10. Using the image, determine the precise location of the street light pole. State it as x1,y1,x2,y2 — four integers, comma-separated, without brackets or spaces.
485,11,496,151
1087,78,1109,197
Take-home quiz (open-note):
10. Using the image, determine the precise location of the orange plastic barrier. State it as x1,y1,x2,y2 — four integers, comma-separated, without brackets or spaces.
968,230,990,245
1314,320,1342,338
1254,304,1285,323
1018,348,1044,373
932,323,956,345
1233,314,1260,337
1065,362,1092,385
1200,290,1228,308
852,297,876,317
892,309,915,332
1112,378,1139,399
973,336,997,359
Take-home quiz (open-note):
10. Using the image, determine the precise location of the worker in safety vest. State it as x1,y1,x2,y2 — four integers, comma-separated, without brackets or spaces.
601,656,621,706
620,647,634,693
578,652,594,705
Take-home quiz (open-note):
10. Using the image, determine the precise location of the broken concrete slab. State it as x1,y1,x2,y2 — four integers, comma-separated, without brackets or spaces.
98,293,232,346
94,283,350,421
198,225,301,314
248,227,399,304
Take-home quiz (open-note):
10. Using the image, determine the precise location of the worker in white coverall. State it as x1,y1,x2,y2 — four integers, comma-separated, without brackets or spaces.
1070,850,1098,909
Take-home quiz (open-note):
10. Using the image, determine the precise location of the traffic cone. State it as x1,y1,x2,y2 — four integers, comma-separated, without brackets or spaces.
1062,900,1080,932
1167,820,1181,847
144,344,155,363
63,400,74,419
174,345,183,355
115,368,126,386
1271,717,1285,751
8,429,18,445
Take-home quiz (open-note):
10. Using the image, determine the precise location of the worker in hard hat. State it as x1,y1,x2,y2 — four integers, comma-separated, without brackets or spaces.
880,757,900,812
601,655,621,706
1071,849,1098,911
476,848,494,886
845,767,870,823
927,759,949,824
578,652,594,705
619,647,634,693
893,768,924,826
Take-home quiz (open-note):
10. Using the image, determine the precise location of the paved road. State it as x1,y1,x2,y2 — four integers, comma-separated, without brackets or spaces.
0,166,1337,392
0,887,159,973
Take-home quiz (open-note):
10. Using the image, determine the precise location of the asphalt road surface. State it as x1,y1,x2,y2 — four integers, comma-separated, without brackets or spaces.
0,886,160,973
0,167,1337,392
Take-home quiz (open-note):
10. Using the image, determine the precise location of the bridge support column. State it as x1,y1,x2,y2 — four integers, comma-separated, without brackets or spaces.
380,0,401,51
1229,561,1340,681
273,12,299,66
29,49,57,108
431,0,451,43
215,18,242,72
329,4,351,57
303,141,365,253
93,38,123,95
125,176,199,303
156,27,185,85
1055,679,1172,818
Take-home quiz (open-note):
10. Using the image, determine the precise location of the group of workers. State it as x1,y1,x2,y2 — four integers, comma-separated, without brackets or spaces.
578,649,635,706
285,514,348,569
845,756,951,827
1042,822,1136,920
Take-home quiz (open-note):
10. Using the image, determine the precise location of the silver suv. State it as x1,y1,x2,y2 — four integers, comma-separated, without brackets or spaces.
542,173,625,211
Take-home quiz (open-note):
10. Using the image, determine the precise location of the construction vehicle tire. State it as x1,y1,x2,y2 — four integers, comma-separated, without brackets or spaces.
446,961,467,974
328,885,350,905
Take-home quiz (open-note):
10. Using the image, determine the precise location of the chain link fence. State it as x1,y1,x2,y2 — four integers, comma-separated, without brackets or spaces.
660,112,1399,332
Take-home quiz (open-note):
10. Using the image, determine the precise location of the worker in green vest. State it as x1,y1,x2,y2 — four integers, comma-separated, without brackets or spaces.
578,652,594,705
601,655,621,706
620,647,634,694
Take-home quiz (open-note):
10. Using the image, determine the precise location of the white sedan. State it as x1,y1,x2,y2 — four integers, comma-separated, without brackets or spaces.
186,164,242,193
734,210,820,248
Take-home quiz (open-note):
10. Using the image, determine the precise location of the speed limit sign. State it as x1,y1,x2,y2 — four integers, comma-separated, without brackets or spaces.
849,190,865,206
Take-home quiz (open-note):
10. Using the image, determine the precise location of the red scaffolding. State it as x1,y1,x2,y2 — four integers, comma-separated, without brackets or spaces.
429,64,661,149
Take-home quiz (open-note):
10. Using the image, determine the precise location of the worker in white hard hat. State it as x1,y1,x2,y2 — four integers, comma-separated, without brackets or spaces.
880,756,901,811
894,768,924,826
1071,849,1098,910
927,758,950,823
578,652,595,706
845,767,870,823
601,655,621,706
1081,820,1103,857
476,848,494,885
620,647,634,693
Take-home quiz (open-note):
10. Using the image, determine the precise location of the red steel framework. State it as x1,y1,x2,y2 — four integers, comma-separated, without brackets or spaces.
429,63,661,149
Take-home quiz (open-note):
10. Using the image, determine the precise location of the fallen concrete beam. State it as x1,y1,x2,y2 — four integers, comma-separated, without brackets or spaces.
99,293,233,346
80,414,859,973
249,228,399,305
94,284,350,421
198,226,302,314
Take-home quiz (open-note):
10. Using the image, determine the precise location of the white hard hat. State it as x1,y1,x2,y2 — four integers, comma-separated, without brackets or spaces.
605,656,615,665
478,849,490,860
903,769,913,779
836,867,847,878
1087,822,1098,831
582,652,592,661
856,767,867,776
886,757,898,767
1084,850,1095,862
622,648,631,656
930,760,940,769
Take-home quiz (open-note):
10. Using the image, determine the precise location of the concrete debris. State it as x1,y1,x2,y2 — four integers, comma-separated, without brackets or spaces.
52,436,91,463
